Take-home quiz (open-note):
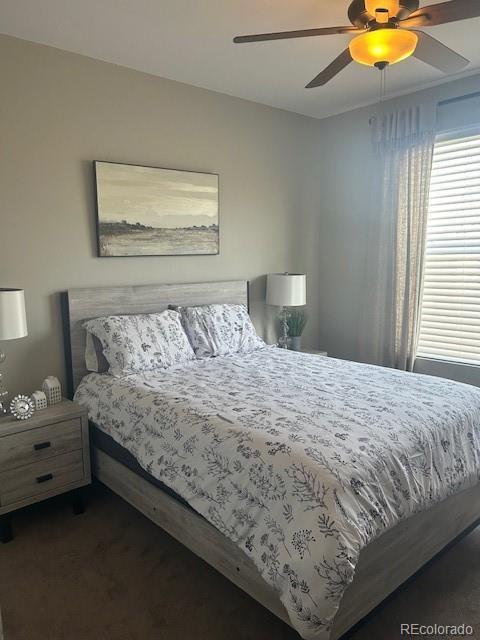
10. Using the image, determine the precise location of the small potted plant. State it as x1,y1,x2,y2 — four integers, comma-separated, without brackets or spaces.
287,308,307,351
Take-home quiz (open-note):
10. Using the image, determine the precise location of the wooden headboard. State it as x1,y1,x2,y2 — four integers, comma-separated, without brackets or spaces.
62,280,249,396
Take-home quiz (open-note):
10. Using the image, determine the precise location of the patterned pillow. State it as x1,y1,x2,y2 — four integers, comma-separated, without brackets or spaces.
83,310,195,377
181,304,265,358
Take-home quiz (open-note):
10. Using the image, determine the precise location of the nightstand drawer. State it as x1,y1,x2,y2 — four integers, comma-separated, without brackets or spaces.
0,418,82,471
0,450,84,507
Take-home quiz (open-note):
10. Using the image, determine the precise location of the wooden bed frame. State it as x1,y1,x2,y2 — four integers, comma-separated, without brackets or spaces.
63,280,480,639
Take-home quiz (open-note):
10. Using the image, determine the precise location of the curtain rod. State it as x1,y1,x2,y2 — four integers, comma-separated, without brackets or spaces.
438,91,480,107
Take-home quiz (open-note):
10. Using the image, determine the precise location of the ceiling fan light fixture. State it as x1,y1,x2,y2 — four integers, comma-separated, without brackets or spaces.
349,28,418,67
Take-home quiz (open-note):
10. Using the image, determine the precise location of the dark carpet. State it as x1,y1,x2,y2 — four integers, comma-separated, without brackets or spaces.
1,484,479,640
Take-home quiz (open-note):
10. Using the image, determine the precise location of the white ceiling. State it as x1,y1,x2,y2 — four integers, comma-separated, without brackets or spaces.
1,0,479,120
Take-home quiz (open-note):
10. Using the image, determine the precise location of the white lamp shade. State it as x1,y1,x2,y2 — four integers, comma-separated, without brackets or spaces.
0,289,28,340
266,273,306,307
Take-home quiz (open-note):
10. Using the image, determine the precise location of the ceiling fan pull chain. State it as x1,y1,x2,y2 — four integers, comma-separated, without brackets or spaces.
378,65,388,114
383,66,388,102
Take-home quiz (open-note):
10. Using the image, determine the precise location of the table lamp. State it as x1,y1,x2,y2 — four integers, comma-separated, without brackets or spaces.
266,273,306,348
0,289,28,414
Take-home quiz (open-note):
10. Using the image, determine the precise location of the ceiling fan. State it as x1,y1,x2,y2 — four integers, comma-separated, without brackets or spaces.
233,0,479,87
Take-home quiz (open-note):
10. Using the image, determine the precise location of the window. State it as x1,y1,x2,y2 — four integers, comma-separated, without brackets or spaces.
418,128,480,366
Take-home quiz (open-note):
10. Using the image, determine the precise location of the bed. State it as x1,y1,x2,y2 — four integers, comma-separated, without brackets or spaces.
63,280,480,640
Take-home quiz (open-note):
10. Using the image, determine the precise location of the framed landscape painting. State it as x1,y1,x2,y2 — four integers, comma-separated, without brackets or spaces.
94,161,219,257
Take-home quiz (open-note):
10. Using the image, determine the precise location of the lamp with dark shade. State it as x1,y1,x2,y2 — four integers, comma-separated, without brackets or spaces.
266,273,306,348
0,289,28,414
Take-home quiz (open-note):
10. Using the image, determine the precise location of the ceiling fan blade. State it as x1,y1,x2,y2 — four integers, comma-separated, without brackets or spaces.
233,26,357,44
412,30,469,73
306,49,353,88
401,0,480,28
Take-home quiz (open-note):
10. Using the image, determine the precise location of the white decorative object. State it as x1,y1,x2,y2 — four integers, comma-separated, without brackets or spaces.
31,390,48,411
9,394,35,421
42,376,62,405
266,273,307,348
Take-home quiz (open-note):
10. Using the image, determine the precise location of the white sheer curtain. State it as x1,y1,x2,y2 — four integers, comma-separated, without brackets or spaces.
358,105,435,371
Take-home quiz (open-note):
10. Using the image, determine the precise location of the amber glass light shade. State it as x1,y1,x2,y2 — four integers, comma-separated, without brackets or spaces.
365,0,400,18
349,29,418,67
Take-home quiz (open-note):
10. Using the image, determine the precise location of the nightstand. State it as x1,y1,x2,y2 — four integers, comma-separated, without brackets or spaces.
0,399,91,543
300,348,328,356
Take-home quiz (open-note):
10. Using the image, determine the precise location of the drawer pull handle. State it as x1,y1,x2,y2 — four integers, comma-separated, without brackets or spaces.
36,473,53,484
34,441,51,451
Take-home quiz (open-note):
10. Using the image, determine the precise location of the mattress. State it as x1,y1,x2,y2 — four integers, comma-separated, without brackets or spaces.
75,348,480,640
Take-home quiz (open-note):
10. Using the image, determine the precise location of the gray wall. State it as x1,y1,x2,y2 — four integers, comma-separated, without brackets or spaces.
306,73,480,386
2,33,478,396
0,35,319,396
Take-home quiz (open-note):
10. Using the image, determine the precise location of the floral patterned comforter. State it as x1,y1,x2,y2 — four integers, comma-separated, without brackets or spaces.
75,349,480,639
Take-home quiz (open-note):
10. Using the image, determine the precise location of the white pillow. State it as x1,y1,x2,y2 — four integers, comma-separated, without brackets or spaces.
83,310,195,377
181,304,265,358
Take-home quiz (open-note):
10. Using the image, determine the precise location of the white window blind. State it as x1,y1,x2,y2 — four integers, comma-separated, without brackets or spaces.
418,128,480,366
